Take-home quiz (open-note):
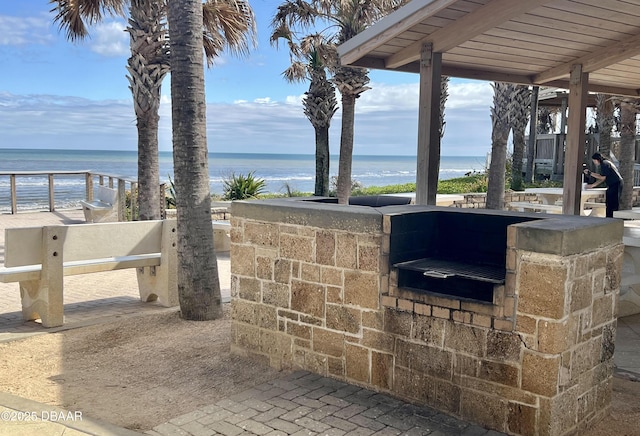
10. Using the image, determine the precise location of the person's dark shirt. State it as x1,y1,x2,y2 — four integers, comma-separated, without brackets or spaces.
599,159,622,185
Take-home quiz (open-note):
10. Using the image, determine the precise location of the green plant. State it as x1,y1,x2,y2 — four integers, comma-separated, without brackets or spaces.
222,172,266,200
352,183,416,196
165,174,177,209
438,173,489,194
124,187,137,221
280,182,312,198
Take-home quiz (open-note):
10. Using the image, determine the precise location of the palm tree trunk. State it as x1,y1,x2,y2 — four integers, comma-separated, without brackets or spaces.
509,86,530,191
337,94,356,204
511,129,525,191
315,126,330,196
127,0,169,221
136,115,160,220
619,102,636,210
486,83,512,210
167,0,222,320
596,94,615,158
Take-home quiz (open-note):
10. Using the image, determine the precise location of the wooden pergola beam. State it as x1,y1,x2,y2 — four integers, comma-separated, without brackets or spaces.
385,0,554,69
338,0,459,66
348,58,640,97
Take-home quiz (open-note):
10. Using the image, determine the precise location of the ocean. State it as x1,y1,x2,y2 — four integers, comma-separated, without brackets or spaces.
0,149,487,212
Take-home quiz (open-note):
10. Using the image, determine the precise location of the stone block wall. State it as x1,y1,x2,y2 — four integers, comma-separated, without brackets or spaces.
230,200,623,435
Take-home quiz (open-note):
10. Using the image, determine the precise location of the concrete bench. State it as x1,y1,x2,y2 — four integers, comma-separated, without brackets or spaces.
164,212,230,252
583,201,606,217
614,208,640,220
79,185,119,223
0,220,178,327
507,201,563,214
212,220,231,252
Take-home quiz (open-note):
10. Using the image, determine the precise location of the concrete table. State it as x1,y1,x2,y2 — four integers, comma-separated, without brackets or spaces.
524,187,606,215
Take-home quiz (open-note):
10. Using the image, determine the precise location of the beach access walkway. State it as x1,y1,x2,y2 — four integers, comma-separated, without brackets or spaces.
0,210,638,436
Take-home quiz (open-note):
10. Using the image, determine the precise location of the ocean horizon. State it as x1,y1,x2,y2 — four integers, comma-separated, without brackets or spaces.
0,148,487,212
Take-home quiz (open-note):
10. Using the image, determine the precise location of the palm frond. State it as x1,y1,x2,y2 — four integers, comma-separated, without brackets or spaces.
49,0,125,41
203,0,257,65
272,0,318,30
283,62,308,83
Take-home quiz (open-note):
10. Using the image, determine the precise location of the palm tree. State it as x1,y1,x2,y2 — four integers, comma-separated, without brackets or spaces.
271,31,337,196
52,0,255,320
596,93,615,159
509,85,531,191
51,0,256,220
167,0,222,320
126,0,169,220
272,0,407,204
618,100,638,210
537,106,555,134
439,76,449,139
486,82,512,210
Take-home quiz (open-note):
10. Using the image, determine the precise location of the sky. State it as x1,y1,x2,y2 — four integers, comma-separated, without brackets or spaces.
0,0,496,157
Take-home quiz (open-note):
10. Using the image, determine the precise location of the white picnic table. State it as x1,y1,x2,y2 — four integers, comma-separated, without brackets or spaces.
524,187,606,215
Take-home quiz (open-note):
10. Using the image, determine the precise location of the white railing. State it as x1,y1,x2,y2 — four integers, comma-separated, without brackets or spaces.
0,171,141,220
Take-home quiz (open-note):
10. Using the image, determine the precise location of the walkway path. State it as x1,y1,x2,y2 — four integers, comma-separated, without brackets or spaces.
0,211,638,436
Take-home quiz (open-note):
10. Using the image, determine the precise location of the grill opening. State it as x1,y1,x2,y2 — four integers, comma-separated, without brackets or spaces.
394,258,504,303
390,211,538,303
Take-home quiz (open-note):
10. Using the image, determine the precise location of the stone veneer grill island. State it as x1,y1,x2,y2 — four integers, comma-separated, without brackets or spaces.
229,198,623,436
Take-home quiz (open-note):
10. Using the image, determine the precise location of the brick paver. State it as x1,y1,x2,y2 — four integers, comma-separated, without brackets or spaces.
149,371,505,436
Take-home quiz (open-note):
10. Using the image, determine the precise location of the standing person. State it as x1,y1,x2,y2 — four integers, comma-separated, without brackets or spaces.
584,152,623,217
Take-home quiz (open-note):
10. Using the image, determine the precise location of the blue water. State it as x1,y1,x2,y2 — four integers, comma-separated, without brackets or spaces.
0,149,486,211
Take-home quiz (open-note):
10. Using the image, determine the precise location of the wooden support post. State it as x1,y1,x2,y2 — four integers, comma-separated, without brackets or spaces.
525,86,539,183
563,64,589,215
415,43,442,205
48,174,55,212
86,173,94,201
10,174,16,214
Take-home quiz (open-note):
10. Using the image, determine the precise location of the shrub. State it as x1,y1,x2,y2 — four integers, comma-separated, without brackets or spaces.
222,171,266,200
437,173,488,194
328,176,364,197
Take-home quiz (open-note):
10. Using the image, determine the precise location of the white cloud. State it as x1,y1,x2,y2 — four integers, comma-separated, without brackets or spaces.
285,95,304,105
89,21,128,57
0,14,53,46
448,80,493,109
358,82,419,112
0,81,495,157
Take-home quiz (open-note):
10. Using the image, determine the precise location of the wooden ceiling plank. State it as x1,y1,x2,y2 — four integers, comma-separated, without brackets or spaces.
462,40,570,62
577,0,640,16
473,34,588,58
526,7,638,36
486,27,600,52
385,0,554,69
338,0,460,66
551,0,640,26
500,18,619,47
446,49,557,69
534,31,640,83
